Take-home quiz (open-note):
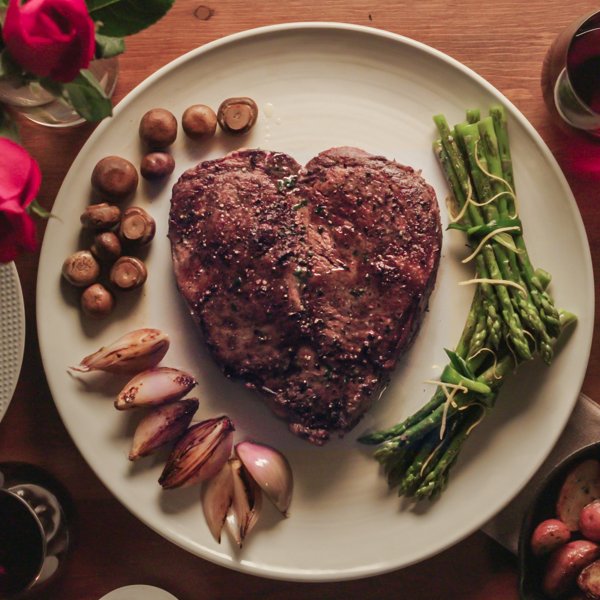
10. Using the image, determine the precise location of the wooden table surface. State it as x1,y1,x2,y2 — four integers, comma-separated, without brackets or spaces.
2,1,599,598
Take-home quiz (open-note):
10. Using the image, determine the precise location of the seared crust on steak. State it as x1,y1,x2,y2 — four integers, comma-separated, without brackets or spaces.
169,147,441,444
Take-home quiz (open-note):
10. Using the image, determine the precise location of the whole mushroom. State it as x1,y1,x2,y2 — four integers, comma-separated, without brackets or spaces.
91,231,122,263
139,108,178,148
81,283,115,319
62,251,100,287
217,97,258,135
80,203,121,229
140,152,175,180
182,104,217,139
110,256,148,291
119,207,156,246
91,156,138,201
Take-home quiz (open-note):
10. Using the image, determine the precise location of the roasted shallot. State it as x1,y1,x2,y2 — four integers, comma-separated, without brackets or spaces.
236,441,293,516
70,328,169,374
159,416,234,489
226,458,262,548
129,398,199,461
202,461,234,543
115,367,197,410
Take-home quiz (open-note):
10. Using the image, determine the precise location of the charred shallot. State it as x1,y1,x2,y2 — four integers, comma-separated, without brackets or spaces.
115,367,197,410
129,398,199,461
70,328,169,374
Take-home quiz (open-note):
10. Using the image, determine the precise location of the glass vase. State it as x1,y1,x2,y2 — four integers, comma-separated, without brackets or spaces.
0,58,118,128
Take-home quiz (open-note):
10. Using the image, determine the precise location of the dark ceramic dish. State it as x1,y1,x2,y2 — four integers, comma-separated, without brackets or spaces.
519,441,600,600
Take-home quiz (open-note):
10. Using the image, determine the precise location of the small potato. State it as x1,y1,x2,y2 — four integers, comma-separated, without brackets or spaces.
580,501,600,542
139,108,177,148
140,152,175,180
543,540,600,598
578,559,600,599
557,459,600,530
91,156,138,201
531,519,571,556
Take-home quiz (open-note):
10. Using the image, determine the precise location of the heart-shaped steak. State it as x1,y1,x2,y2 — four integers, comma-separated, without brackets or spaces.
169,147,441,444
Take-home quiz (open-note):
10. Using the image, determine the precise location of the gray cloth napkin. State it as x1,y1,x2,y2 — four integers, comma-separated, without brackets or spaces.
482,393,600,554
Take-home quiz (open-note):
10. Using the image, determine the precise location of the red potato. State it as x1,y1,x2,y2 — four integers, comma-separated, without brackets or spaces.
557,459,600,530
580,501,600,542
543,540,600,598
579,559,600,599
531,519,571,556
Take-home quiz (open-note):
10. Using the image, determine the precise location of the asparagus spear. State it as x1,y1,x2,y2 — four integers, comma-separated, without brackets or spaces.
490,105,561,337
458,122,550,363
359,106,575,502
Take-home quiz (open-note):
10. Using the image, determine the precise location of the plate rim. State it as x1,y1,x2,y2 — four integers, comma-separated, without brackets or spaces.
36,21,595,582
1,261,25,423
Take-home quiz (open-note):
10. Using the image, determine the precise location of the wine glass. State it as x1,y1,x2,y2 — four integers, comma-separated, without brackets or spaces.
541,10,600,136
0,463,71,598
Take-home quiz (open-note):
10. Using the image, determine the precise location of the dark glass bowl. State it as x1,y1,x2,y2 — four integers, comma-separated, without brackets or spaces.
518,441,600,599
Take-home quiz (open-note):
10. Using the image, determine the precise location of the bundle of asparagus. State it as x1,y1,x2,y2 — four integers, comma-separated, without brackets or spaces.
359,105,576,501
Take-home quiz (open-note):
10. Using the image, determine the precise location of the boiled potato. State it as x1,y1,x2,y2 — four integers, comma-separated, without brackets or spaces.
557,459,600,530
578,559,600,599
531,518,571,556
543,540,600,598
580,501,600,542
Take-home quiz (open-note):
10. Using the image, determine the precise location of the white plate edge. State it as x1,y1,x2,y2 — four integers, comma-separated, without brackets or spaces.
35,22,596,582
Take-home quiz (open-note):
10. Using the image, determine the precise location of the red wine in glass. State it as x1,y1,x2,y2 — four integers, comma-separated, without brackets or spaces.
0,492,45,596
0,463,70,598
542,10,600,135
568,22,600,114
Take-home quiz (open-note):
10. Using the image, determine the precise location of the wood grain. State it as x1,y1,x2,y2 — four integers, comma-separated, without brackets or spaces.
2,1,599,598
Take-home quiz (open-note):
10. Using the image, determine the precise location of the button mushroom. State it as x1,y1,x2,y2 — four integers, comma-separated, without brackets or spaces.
119,206,156,246
81,283,115,319
139,108,178,148
91,156,139,201
217,97,258,134
62,251,100,287
91,231,122,263
110,256,147,291
80,203,121,229
140,152,175,180
182,104,217,139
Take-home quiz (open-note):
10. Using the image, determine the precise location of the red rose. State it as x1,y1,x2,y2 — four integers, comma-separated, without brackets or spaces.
3,0,96,83
0,139,41,263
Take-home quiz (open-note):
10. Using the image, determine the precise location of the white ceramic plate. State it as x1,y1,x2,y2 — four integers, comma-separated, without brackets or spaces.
0,262,25,422
99,585,178,600
37,23,594,581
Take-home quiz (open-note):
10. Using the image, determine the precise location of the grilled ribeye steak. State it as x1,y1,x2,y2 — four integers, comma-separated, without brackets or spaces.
169,147,442,444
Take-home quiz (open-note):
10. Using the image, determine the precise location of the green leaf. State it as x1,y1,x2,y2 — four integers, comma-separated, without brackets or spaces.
494,232,519,255
0,50,25,81
28,199,56,221
446,223,469,232
444,349,475,380
63,70,113,122
440,364,492,396
0,107,20,142
87,0,174,37
465,218,522,238
95,33,125,58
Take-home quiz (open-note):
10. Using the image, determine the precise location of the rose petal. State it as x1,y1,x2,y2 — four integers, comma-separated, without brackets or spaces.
0,139,41,208
4,0,95,82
